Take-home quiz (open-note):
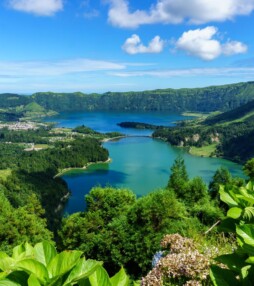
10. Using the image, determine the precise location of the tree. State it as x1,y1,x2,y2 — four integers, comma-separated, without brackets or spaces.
59,187,137,275
167,156,189,199
0,188,53,254
243,158,254,179
187,177,208,203
209,167,232,196
60,187,198,278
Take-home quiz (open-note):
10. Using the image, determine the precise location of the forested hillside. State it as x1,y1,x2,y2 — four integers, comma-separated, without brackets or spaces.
153,99,254,162
31,81,254,112
1,81,254,113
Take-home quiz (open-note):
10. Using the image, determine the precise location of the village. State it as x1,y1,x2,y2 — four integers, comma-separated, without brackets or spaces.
0,121,44,131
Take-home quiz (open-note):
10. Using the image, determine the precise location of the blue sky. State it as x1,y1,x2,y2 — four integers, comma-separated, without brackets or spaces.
0,0,254,93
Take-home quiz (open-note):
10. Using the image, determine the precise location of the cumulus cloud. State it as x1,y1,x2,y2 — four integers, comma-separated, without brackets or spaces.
222,41,248,55
107,0,254,28
175,26,247,60
8,0,63,16
122,34,164,54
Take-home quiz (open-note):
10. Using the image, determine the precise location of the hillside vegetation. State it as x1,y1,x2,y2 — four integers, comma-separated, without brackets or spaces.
1,82,254,114
153,99,254,162
31,81,254,112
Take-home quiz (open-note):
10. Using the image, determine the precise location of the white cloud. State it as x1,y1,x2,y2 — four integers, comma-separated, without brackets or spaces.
107,0,254,28
0,59,125,77
175,26,247,60
122,34,164,54
110,67,254,78
8,0,63,16
222,41,248,55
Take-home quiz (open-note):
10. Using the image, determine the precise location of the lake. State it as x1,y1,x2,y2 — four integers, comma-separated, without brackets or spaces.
45,111,244,214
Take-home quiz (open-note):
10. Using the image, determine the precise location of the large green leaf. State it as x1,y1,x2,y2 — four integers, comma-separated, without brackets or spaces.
23,243,34,258
210,265,239,286
227,207,242,219
11,243,33,261
110,267,129,286
219,187,238,207
236,224,254,247
28,274,41,286
6,271,29,286
47,251,82,278
236,195,254,205
246,256,254,264
0,273,7,280
245,181,254,192
12,245,25,260
34,242,57,267
0,280,21,286
77,279,91,286
88,266,112,286
15,259,48,284
215,253,246,273
0,253,9,260
240,265,254,286
64,259,102,285
0,257,15,272
218,217,236,233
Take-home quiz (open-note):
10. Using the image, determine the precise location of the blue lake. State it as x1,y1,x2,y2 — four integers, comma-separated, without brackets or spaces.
45,111,244,214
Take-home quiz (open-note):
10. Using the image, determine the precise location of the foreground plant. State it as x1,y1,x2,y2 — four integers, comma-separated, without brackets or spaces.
210,181,254,285
0,241,133,286
141,234,211,286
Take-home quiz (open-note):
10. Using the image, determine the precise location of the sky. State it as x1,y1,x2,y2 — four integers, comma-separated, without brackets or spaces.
0,0,254,94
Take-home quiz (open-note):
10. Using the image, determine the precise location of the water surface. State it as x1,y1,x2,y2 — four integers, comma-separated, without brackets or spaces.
46,111,244,214
45,110,193,136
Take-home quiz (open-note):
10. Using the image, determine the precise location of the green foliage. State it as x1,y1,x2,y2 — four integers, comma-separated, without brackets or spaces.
0,189,53,254
0,241,132,286
73,125,100,135
209,167,233,196
243,158,254,179
23,102,45,113
30,81,254,112
0,136,108,228
210,181,254,285
167,158,223,225
60,186,205,278
59,187,137,275
153,99,254,163
167,156,188,195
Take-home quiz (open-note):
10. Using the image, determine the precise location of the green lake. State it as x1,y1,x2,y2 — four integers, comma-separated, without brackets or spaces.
45,111,244,214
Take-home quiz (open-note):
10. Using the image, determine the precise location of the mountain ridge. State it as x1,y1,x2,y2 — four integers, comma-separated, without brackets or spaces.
1,81,254,112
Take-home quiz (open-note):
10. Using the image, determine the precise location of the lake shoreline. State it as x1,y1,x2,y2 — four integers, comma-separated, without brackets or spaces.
54,157,112,177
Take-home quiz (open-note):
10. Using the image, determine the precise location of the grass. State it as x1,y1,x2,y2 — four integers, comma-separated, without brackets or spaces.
189,144,217,157
0,169,12,181
34,144,49,149
181,112,206,117
218,111,254,126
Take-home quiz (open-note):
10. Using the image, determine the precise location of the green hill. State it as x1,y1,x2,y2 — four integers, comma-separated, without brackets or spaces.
31,81,254,112
153,99,254,163
1,81,254,113
0,93,30,109
24,102,45,112
203,99,254,125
